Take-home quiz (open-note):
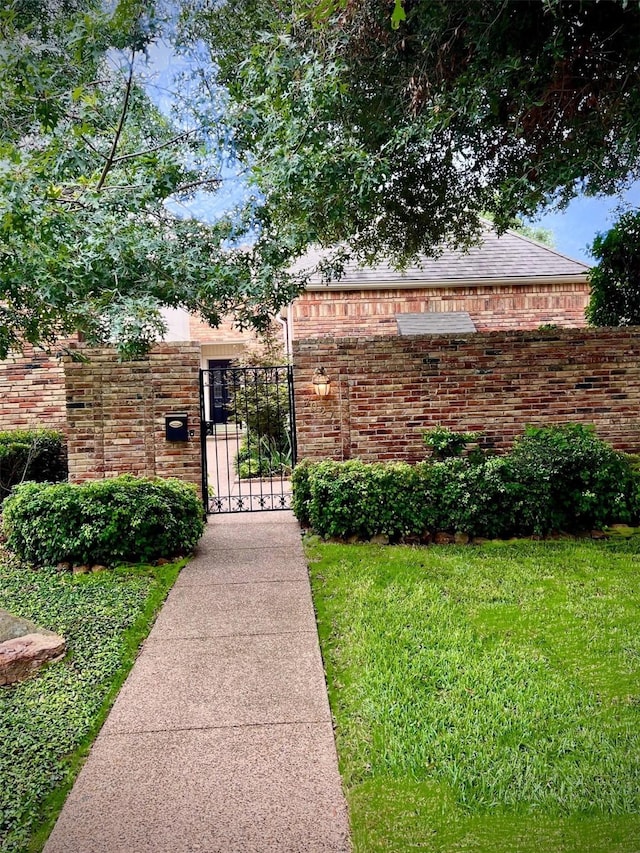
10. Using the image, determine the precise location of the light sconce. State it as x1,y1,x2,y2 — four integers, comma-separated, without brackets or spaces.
312,367,331,397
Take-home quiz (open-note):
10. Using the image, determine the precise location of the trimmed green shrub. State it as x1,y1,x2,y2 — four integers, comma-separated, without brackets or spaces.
425,455,519,538
2,475,204,567
0,429,67,501
304,460,432,540
291,458,314,526
293,425,639,540
508,424,637,534
298,456,518,540
423,426,482,460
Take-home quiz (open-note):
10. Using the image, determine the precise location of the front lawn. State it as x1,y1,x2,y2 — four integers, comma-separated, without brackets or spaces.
307,538,640,852
0,552,183,853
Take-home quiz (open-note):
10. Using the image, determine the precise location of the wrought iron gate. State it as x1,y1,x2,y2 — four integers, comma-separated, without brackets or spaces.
199,365,297,513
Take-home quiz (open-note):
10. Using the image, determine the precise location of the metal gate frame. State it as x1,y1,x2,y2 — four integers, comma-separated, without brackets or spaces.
199,365,297,513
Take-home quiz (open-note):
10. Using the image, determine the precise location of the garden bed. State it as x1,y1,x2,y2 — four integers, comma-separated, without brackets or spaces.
0,550,184,853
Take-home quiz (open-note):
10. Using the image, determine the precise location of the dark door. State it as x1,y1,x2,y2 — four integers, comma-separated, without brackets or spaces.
208,359,232,425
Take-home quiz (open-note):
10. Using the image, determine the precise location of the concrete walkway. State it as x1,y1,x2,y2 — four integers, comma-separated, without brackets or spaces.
44,512,351,853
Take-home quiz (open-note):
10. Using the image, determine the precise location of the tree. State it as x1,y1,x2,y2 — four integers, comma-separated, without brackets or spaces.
0,0,302,359
182,0,640,265
513,224,555,249
586,210,640,327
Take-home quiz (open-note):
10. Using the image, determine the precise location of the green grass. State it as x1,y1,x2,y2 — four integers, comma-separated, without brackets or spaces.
307,538,640,852
0,552,184,853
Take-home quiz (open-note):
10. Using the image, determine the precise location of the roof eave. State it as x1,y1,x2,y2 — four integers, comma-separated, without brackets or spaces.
303,274,590,292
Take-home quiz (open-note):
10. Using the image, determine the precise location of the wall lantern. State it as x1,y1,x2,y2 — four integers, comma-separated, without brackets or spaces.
312,367,331,397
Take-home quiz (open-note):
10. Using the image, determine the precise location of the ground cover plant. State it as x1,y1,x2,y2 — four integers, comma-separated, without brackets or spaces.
307,538,640,852
0,549,184,853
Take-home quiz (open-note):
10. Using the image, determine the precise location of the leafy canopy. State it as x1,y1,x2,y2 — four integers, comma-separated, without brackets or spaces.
182,0,640,265
587,209,640,327
0,0,302,359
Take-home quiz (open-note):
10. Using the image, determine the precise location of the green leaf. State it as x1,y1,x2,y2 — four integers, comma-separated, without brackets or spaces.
391,0,406,30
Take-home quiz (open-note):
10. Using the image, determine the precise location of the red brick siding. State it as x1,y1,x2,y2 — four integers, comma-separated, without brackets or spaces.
293,328,640,463
0,345,67,433
291,282,589,338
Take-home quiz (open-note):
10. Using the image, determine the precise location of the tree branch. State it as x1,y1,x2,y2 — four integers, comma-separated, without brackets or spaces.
174,177,222,194
96,57,136,192
95,177,221,193
110,130,197,165
79,134,109,160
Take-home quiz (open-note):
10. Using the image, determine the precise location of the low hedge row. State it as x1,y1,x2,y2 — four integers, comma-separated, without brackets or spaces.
292,425,639,540
2,475,205,567
0,429,67,502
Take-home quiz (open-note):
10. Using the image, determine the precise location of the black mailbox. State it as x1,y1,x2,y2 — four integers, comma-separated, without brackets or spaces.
165,413,189,442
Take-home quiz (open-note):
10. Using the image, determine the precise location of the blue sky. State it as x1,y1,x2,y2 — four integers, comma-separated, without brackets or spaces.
527,184,640,265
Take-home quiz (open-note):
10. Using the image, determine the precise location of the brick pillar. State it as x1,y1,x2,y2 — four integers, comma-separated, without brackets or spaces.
64,344,202,494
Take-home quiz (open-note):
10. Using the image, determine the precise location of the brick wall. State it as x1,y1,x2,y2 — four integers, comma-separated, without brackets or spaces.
291,281,589,338
64,344,202,493
0,345,67,432
188,313,256,345
292,328,640,462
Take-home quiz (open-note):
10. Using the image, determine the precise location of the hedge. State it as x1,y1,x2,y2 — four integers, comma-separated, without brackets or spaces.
292,425,639,540
2,475,205,567
0,429,67,502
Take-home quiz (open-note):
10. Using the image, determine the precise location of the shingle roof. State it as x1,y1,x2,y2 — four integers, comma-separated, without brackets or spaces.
396,312,477,335
291,225,590,288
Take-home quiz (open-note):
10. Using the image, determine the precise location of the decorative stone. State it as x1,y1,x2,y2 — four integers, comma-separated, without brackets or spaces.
72,564,90,575
56,562,71,572
434,531,455,545
91,564,108,573
454,532,470,545
370,534,389,546
591,529,607,540
0,609,66,686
